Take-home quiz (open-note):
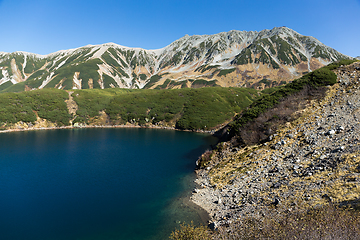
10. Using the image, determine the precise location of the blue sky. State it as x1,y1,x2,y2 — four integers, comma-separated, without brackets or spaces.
0,0,359,57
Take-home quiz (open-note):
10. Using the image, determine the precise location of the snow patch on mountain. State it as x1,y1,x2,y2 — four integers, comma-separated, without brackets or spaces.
72,72,82,89
92,45,109,59
39,72,55,89
0,27,351,91
0,69,11,84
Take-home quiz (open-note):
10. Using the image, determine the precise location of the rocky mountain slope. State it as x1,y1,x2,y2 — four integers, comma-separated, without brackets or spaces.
0,27,350,92
191,61,360,228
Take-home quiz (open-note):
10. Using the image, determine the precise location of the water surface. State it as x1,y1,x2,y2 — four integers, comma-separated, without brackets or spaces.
0,128,217,240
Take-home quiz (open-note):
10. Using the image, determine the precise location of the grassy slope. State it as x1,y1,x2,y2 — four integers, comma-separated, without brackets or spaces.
74,87,259,130
229,59,357,137
0,87,259,131
0,89,70,127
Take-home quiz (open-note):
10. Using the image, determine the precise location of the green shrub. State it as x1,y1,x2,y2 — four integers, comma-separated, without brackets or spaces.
191,79,219,88
0,89,70,125
0,81,13,91
25,89,71,125
170,222,211,240
104,87,257,130
0,86,258,130
229,61,342,137
0,82,26,93
143,74,161,88
218,68,236,77
324,59,358,70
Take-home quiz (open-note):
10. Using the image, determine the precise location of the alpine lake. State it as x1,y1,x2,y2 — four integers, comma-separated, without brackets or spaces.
0,128,217,240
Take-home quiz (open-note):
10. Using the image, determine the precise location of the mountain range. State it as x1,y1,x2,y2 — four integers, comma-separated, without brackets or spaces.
0,27,350,92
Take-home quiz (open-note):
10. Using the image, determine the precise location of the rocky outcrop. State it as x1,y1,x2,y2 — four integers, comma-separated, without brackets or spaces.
65,91,78,125
191,62,360,228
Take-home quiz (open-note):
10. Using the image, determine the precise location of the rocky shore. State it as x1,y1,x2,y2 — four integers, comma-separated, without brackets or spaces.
191,62,360,228
0,121,217,134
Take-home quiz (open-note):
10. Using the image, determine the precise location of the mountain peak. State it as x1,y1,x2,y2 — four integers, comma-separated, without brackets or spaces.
0,27,351,92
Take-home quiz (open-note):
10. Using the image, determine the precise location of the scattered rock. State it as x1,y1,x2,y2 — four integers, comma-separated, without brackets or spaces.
326,129,336,136
191,62,360,228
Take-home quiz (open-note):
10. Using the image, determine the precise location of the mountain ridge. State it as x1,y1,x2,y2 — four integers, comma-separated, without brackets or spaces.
0,27,351,92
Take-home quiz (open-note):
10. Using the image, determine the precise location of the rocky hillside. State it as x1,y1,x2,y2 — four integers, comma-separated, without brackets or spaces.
191,61,360,228
0,27,350,92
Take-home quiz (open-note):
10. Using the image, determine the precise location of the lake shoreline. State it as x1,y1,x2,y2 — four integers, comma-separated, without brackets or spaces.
0,123,217,135
0,127,217,239
0,123,218,230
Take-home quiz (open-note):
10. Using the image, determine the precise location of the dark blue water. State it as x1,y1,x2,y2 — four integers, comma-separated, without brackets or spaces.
0,128,217,240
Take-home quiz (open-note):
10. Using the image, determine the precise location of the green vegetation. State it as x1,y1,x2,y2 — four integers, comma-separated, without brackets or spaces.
230,59,357,136
270,57,280,69
217,68,236,77
0,81,13,91
0,89,70,126
254,49,270,65
286,36,302,49
270,36,300,66
232,48,253,65
0,92,36,124
72,88,125,123
24,57,47,74
183,47,201,65
101,51,119,68
0,82,26,93
259,78,271,87
170,222,211,240
12,53,25,79
139,74,147,80
154,79,172,89
255,38,276,55
0,82,258,131
130,55,138,68
0,60,12,77
191,79,219,88
195,65,220,73
232,37,308,68
313,45,332,59
325,59,357,70
42,58,103,90
25,70,47,89
236,36,310,69
143,74,161,88
170,52,184,66
99,87,258,130
27,89,71,125
131,72,137,80
170,205,360,239
103,74,119,88
297,50,308,61
101,50,131,79
174,87,257,130
154,78,190,89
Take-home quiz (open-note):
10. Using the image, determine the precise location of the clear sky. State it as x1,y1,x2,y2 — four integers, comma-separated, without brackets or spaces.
0,0,359,57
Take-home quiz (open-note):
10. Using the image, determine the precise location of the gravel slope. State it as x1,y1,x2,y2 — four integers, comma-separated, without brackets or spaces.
191,62,360,228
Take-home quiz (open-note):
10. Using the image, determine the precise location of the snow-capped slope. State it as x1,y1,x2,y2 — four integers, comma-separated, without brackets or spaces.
0,27,350,91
